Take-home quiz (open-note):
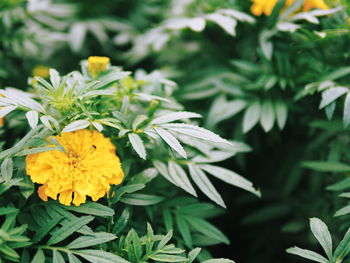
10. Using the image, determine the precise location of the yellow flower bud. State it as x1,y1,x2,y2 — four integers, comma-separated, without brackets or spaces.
87,56,110,78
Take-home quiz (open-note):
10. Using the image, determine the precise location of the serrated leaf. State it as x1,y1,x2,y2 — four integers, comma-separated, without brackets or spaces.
128,133,146,159
63,202,114,217
73,249,129,263
186,216,229,244
62,120,90,133
149,254,187,262
68,233,117,249
47,216,94,245
155,127,187,158
151,111,201,125
199,164,260,197
168,161,197,197
121,193,164,206
188,164,225,208
161,123,229,144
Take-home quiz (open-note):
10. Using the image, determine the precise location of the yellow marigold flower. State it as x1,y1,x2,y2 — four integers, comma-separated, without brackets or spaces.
32,65,50,78
251,0,328,16
26,129,124,206
87,56,110,78
303,0,329,11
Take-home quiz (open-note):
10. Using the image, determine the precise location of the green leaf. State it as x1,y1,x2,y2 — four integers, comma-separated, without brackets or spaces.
199,164,261,197
188,164,225,208
0,207,18,216
63,202,114,217
62,120,90,133
333,227,350,262
112,208,130,235
163,209,173,232
335,205,350,217
161,123,229,144
128,133,146,160
202,259,235,263
31,249,45,263
286,247,328,263
309,218,332,259
154,127,187,158
49,68,61,89
68,233,117,249
259,30,273,60
53,250,65,263
157,230,173,249
321,67,350,81
343,93,350,127
206,13,237,36
302,161,350,172
16,146,57,156
327,178,350,191
0,244,20,259
73,250,129,263
132,115,149,129
26,111,39,129
47,216,94,245
121,193,164,206
113,184,145,201
243,101,261,133
1,158,13,181
207,96,246,128
149,254,187,262
175,214,192,247
151,111,201,124
319,87,348,109
186,216,229,245
168,161,197,197
274,101,288,130
260,100,275,132
68,253,83,263
188,248,201,263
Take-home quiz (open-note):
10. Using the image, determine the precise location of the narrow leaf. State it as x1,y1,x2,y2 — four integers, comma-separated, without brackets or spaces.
128,133,146,159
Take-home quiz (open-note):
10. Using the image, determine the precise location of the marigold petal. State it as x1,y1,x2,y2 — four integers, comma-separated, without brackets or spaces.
37,185,48,201
59,190,73,206
73,192,86,206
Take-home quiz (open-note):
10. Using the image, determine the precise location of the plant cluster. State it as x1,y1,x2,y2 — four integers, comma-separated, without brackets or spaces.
1,0,350,262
